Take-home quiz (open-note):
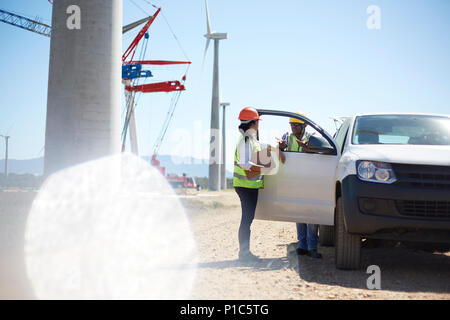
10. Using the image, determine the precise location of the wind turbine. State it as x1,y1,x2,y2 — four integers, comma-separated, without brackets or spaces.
203,0,227,191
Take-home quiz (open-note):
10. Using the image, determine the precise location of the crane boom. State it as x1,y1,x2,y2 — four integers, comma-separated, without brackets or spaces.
123,16,153,34
125,81,185,93
0,8,152,38
125,60,191,66
0,9,51,37
123,8,161,63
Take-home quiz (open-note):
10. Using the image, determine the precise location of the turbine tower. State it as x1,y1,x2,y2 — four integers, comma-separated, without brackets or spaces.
203,0,227,191
0,135,9,178
220,102,230,190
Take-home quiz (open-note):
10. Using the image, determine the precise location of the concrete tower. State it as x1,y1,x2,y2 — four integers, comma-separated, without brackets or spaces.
44,0,122,175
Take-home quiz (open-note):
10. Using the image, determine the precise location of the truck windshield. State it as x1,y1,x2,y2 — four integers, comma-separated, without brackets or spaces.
352,115,450,145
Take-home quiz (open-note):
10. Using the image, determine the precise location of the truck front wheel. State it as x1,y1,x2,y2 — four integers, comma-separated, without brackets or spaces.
335,196,361,270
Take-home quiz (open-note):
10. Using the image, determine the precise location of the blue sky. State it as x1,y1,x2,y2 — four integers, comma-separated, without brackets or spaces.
0,0,449,172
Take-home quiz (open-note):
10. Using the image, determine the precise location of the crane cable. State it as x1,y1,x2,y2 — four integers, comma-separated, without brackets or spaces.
134,0,191,156
140,0,190,62
121,32,150,149
138,0,191,156
152,83,184,156
126,0,191,156
122,37,147,138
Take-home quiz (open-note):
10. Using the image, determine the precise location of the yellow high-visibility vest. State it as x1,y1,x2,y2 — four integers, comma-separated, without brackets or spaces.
286,133,310,152
233,134,264,189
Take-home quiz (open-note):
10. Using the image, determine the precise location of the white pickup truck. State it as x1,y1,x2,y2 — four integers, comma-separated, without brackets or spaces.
254,110,450,270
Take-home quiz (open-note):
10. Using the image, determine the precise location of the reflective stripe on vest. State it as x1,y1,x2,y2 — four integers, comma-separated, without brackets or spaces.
233,169,264,181
233,134,264,189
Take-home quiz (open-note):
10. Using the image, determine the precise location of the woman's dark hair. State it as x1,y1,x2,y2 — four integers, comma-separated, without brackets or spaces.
238,120,256,132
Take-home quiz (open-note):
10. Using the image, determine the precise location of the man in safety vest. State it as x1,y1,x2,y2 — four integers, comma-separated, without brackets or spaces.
234,107,285,261
279,112,322,259
279,112,311,153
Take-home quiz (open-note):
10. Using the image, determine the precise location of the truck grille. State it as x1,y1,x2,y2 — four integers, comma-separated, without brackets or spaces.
392,163,450,189
396,200,450,219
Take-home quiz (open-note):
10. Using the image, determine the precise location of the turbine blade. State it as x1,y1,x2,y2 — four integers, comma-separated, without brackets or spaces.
205,0,211,35
201,38,211,72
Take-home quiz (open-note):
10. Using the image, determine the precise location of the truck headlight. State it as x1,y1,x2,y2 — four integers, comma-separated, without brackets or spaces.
356,161,397,184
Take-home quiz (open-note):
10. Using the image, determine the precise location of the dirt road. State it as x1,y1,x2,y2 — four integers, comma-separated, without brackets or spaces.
181,189,450,300
1,189,449,300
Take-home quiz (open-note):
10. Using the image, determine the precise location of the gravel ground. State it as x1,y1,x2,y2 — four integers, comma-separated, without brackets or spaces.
181,189,450,300
1,189,449,300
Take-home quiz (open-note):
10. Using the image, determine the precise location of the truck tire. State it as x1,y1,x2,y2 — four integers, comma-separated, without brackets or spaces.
319,225,334,247
335,196,361,270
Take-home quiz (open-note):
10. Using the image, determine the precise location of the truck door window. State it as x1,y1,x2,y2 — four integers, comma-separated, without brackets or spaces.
257,113,336,155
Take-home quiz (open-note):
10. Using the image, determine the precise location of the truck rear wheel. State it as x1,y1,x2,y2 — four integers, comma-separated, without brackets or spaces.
319,225,334,247
335,196,361,270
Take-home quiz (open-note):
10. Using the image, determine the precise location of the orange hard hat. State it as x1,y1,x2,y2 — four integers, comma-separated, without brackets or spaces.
238,107,262,121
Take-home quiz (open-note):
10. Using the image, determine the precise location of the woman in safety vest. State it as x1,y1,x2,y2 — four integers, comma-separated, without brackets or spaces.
233,107,285,261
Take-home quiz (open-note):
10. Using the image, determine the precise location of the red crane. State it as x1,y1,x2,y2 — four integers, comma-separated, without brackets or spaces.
121,6,191,153
121,6,197,189
122,7,190,94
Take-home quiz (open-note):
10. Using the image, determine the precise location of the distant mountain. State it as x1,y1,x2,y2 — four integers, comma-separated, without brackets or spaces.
0,157,43,175
1,155,233,178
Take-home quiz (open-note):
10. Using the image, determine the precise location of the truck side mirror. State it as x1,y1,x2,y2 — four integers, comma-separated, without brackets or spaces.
307,135,336,155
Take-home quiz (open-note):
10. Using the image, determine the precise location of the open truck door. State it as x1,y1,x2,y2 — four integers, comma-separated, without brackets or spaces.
254,110,340,226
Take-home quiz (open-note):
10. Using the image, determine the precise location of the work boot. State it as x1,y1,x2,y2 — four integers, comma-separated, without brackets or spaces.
238,250,260,261
306,249,322,259
296,248,308,256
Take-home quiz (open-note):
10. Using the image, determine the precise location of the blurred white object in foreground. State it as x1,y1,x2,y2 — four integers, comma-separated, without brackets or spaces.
25,153,197,299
